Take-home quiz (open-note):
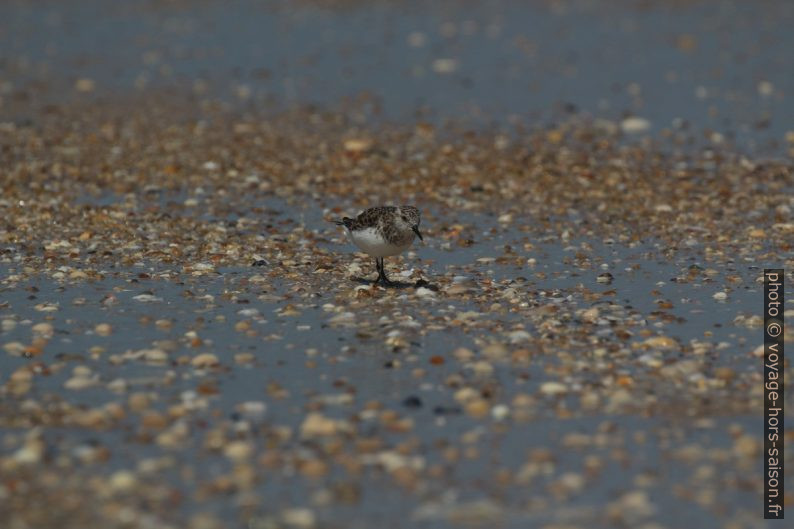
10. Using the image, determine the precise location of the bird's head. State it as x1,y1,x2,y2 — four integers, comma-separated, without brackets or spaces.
398,205,423,241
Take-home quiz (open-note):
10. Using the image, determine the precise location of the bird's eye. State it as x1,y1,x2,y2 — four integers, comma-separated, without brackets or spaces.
401,216,408,222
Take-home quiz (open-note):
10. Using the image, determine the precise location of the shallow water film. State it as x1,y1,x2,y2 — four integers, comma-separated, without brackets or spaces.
1,1,792,528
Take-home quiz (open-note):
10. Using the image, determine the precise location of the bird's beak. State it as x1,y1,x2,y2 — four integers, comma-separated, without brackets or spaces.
413,226,424,241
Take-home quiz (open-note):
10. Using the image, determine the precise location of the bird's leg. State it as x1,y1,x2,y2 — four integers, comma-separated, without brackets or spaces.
374,257,384,284
377,257,394,286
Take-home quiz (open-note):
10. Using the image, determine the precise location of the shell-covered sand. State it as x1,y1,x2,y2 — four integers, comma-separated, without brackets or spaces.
1,1,793,528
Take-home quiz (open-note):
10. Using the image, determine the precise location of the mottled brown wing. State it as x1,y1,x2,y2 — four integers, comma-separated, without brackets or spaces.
350,206,395,230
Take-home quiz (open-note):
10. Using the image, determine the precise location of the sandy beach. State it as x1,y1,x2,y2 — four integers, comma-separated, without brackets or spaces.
1,1,792,528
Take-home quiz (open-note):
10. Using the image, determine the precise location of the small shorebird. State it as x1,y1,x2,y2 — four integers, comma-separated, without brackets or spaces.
332,205,423,285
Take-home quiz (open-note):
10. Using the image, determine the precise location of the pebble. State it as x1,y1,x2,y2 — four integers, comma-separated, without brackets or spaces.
128,393,151,412
452,347,474,361
757,80,774,97
580,392,600,409
608,490,656,521
95,323,113,336
481,343,508,361
107,378,128,393
491,404,509,421
439,499,503,524
14,439,45,464
402,395,423,409
224,441,254,461
31,322,54,336
432,58,458,74
642,336,677,349
7,369,33,395
445,284,471,295
361,451,425,472
540,382,568,396
407,31,426,47
454,387,479,403
468,361,494,376
343,138,373,154
4,341,26,356
582,307,600,323
64,368,99,390
141,411,168,429
281,508,316,529
300,413,349,438
142,348,169,363
235,353,256,364
133,294,163,303
109,470,138,493
299,459,328,478
328,312,356,326
464,399,490,418
237,401,267,419
191,353,220,368
507,330,531,343
75,78,95,92
621,117,651,133
414,287,435,298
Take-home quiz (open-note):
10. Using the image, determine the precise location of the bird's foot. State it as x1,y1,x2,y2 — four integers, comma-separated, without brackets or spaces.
375,274,395,287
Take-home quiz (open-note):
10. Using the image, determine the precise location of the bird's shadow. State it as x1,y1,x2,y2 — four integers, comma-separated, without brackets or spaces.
350,277,437,291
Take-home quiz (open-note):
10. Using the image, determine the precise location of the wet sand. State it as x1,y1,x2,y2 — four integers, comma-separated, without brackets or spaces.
1,1,793,528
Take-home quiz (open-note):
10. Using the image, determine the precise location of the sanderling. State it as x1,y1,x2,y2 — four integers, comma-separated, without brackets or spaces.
332,205,423,285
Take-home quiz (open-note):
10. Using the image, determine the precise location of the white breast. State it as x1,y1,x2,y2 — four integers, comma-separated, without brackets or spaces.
347,227,412,257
